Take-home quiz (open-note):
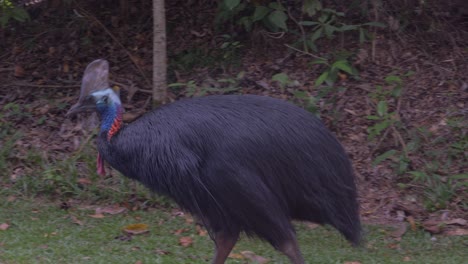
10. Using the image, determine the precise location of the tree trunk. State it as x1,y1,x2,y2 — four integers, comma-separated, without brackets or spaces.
152,0,167,105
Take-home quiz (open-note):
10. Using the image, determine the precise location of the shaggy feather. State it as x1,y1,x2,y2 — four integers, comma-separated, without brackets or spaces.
96,94,362,246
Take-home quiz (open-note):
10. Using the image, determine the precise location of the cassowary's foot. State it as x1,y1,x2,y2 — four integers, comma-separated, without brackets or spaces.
211,231,240,264
278,238,305,264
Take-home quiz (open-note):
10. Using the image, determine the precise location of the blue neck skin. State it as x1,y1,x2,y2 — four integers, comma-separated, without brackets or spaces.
97,102,123,133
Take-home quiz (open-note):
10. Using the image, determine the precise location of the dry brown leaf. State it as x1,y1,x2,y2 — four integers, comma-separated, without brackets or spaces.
14,65,25,77
403,256,411,262
240,251,270,264
77,178,92,185
123,223,149,235
406,216,417,231
89,213,105,219
390,223,407,239
228,253,245,260
70,215,84,226
174,228,189,235
134,261,142,264
96,206,127,215
179,236,193,247
0,223,10,231
443,228,468,236
306,223,319,229
155,249,170,255
445,218,467,226
344,262,362,264
196,225,207,236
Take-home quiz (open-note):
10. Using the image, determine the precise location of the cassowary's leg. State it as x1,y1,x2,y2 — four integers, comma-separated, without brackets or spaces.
277,236,305,264
211,231,240,264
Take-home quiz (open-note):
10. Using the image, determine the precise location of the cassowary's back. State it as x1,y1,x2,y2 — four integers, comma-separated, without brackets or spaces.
98,95,361,245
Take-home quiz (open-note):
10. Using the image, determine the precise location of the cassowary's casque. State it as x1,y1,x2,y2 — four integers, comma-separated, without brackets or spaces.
67,59,361,264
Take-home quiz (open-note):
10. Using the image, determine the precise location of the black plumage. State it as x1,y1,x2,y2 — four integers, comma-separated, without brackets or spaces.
68,59,361,264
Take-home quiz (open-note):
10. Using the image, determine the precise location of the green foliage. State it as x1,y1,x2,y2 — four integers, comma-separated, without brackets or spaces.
216,0,385,52
168,72,244,97
0,0,30,28
312,54,358,86
369,73,466,211
366,74,408,140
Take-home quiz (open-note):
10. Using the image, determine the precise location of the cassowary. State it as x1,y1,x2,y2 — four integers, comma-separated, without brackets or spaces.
67,59,361,264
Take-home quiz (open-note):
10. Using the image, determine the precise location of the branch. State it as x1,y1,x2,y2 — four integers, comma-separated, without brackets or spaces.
75,7,152,90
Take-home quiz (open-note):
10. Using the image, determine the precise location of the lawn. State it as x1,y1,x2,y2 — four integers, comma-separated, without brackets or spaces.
1,199,466,264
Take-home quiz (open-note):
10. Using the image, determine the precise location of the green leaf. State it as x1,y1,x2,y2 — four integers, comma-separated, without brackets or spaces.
253,6,270,22
331,60,354,74
338,24,358,31
272,73,290,85
302,0,322,16
299,21,319,26
385,75,402,84
451,173,468,180
408,171,428,182
224,0,240,10
363,21,386,28
366,115,380,120
324,25,337,38
372,149,397,166
377,101,388,117
310,59,328,65
268,2,286,11
11,7,29,22
268,10,288,30
310,27,323,41
315,71,329,86
359,28,365,43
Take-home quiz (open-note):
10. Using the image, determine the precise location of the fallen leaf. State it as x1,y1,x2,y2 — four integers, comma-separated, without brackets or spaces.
89,213,105,219
306,223,319,229
444,228,468,236
228,253,245,260
134,261,142,264
344,262,362,264
7,195,16,202
77,178,92,185
123,223,149,235
390,223,407,239
179,236,193,247
70,215,84,226
155,248,170,255
196,225,207,236
406,216,417,231
174,228,189,235
96,205,127,215
403,256,411,261
14,65,25,77
241,251,269,264
0,223,10,231
387,243,401,249
445,218,467,226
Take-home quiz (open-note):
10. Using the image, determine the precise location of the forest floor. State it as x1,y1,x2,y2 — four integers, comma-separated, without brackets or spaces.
0,1,467,259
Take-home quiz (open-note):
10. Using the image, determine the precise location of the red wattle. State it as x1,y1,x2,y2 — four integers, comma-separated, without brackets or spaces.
97,152,106,176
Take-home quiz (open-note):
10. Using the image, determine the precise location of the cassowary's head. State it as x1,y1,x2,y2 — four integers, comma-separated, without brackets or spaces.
67,59,123,176
66,59,121,117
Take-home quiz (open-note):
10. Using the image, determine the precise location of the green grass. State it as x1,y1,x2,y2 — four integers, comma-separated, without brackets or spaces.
1,199,466,264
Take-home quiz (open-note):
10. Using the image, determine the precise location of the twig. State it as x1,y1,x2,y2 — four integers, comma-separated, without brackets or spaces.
286,6,308,53
284,44,326,61
3,82,80,88
75,7,152,90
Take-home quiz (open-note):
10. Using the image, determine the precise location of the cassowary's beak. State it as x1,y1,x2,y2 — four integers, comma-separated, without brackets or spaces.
66,98,96,117
66,59,110,118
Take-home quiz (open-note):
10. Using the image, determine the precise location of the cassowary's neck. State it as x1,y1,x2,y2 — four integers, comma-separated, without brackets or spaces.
100,103,124,141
